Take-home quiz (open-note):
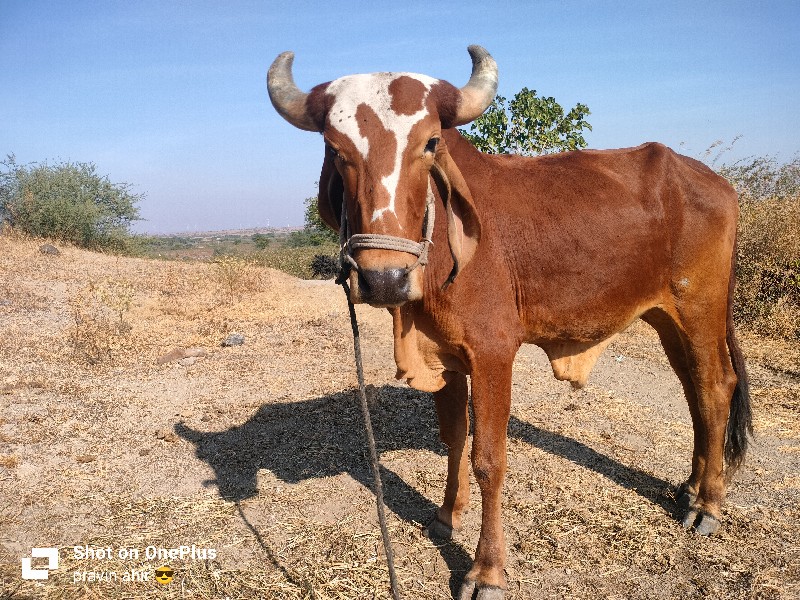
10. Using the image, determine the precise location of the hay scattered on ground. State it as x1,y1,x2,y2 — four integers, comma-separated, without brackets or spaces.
1,235,798,599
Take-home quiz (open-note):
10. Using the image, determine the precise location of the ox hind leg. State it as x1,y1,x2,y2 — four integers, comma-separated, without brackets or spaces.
424,372,471,540
643,307,737,535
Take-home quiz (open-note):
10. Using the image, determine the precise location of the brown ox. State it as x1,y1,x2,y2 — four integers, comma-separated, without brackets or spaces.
267,46,752,599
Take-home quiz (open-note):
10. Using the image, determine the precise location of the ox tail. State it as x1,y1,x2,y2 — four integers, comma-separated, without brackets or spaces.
724,232,753,477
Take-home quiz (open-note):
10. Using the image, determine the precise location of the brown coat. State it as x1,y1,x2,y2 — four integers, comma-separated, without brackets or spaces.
269,48,751,597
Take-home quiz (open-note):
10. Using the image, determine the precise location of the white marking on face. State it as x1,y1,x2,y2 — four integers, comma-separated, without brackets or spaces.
326,72,438,223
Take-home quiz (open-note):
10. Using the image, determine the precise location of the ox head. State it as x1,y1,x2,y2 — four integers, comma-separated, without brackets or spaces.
268,46,497,306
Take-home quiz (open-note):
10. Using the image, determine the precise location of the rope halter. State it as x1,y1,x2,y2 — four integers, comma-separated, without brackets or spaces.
336,179,436,284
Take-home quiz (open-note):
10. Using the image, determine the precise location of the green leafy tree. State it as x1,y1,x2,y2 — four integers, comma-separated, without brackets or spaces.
302,194,338,244
460,88,592,156
0,154,142,250
251,233,272,249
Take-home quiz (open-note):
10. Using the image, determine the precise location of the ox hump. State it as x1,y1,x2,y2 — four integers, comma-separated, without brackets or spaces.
325,72,439,222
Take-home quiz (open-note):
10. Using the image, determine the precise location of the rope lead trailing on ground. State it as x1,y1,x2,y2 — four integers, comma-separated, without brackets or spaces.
341,282,402,600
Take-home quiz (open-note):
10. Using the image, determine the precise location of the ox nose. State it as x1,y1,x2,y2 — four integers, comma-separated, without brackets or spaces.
358,268,411,306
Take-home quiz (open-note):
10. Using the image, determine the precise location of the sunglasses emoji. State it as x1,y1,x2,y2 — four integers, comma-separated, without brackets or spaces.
154,566,174,584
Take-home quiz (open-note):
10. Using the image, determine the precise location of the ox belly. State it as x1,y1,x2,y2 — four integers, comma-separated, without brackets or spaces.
391,304,619,392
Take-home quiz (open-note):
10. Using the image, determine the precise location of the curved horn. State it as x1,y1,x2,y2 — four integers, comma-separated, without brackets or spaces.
267,51,319,132
452,45,499,126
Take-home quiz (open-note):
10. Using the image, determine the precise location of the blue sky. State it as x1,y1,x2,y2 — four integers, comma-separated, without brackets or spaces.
2,1,798,233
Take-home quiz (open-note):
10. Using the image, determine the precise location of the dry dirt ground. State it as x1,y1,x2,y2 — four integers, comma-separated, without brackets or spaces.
0,236,798,599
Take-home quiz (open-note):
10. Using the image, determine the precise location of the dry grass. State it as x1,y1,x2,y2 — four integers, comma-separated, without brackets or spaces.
253,242,338,279
0,233,798,599
211,255,268,303
68,278,135,365
0,455,18,468
736,195,800,340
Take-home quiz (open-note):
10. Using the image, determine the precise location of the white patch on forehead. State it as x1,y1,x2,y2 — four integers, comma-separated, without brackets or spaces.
325,72,439,222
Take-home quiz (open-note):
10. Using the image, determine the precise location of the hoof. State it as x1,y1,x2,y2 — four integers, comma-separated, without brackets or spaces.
458,579,476,600
423,515,454,541
477,586,506,599
457,580,505,599
694,512,720,536
680,508,699,529
681,509,720,536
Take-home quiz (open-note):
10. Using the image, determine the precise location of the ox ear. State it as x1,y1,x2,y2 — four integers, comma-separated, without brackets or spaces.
317,150,343,232
431,146,481,287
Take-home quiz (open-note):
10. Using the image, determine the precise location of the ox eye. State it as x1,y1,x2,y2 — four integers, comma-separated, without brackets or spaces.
424,137,439,155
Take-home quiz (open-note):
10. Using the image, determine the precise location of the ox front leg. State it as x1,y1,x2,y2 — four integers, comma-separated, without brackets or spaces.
459,361,513,600
425,373,471,540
